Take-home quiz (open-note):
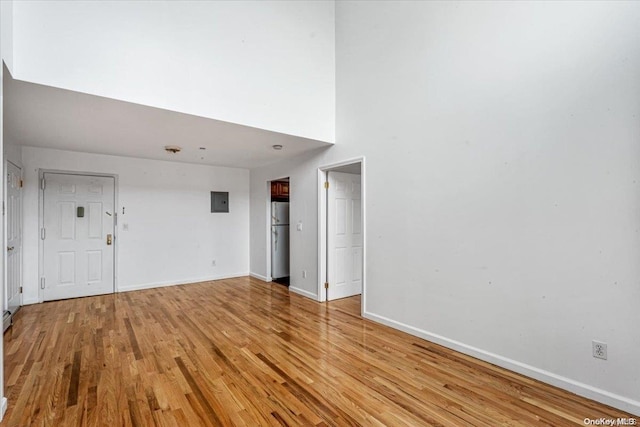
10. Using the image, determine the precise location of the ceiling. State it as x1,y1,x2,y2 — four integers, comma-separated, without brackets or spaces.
3,73,332,169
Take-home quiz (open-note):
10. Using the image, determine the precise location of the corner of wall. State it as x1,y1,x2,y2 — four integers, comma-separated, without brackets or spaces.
289,286,318,301
250,272,270,282
0,0,14,76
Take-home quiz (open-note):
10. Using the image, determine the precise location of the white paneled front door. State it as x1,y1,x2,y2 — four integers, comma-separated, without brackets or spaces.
327,171,362,301
6,162,23,314
43,173,115,301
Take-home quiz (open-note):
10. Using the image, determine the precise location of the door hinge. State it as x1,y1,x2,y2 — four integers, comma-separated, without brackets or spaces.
19,179,23,188
41,178,46,190
40,277,45,290
41,228,46,240
324,181,329,189
324,282,329,289
2,201,4,216
19,286,23,294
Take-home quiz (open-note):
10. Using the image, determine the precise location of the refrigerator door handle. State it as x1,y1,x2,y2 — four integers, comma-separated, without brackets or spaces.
272,226,278,250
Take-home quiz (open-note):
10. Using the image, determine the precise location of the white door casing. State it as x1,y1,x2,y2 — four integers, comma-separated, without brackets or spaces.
42,173,115,301
327,171,362,301
6,162,22,314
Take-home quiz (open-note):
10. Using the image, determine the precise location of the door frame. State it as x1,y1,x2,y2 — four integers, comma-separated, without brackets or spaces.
265,177,290,282
265,180,272,282
4,160,23,311
317,157,366,311
38,169,119,303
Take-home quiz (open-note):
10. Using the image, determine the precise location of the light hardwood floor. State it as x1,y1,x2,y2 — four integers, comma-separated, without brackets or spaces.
1,277,634,426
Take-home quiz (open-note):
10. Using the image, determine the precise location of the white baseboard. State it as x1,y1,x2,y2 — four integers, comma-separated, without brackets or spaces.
363,311,640,416
250,274,317,300
22,274,251,302
117,273,249,293
289,286,318,300
1,397,7,421
250,272,271,282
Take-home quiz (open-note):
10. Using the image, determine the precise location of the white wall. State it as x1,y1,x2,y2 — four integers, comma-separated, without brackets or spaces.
4,142,21,169
250,1,640,414
22,146,249,304
250,147,332,296
12,1,335,142
0,0,13,74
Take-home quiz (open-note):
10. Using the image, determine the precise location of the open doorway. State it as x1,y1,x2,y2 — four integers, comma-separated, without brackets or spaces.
318,158,365,311
270,178,290,286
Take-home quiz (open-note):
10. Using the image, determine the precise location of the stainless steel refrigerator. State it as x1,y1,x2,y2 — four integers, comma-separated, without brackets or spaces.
271,202,290,279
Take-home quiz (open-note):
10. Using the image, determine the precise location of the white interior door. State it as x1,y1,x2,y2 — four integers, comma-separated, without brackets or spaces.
6,162,22,314
327,171,362,301
43,173,115,301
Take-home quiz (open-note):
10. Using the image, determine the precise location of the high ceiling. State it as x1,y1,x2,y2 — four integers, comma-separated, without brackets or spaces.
3,73,332,169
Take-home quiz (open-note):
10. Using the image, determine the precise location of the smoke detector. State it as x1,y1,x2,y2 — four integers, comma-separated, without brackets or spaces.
164,145,182,154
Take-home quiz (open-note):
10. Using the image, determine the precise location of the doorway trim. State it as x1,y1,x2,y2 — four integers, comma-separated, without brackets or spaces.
317,157,366,311
4,160,23,314
38,169,119,303
265,176,290,283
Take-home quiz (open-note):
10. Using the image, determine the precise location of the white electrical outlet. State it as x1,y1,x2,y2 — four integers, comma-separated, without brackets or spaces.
302,270,307,278
212,260,216,267
592,341,607,360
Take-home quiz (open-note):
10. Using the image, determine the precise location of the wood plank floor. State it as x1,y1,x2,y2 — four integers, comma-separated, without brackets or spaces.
1,277,634,426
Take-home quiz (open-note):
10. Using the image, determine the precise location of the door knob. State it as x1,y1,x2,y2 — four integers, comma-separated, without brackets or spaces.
106,234,112,245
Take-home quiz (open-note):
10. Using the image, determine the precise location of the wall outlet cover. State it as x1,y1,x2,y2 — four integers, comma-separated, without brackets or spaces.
592,341,607,360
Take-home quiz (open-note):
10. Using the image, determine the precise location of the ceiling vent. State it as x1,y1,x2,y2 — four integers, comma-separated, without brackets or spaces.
164,145,182,154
